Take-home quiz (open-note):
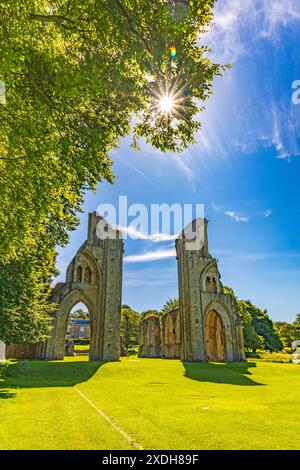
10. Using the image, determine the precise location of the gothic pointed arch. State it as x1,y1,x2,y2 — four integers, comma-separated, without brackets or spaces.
36,213,123,362
205,310,225,361
200,259,223,294
176,217,245,362
203,299,235,361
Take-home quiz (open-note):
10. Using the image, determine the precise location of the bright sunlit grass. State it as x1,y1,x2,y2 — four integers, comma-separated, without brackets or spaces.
1,356,300,449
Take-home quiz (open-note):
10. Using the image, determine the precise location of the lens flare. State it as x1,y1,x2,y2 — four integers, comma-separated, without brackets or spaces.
170,45,177,59
153,80,189,119
159,94,175,114
149,71,192,120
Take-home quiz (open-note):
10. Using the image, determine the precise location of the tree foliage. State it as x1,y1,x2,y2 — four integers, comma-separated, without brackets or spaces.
140,309,161,319
161,297,179,315
238,301,282,352
224,287,262,351
121,306,140,351
237,301,263,352
0,240,55,343
275,320,300,350
294,313,300,330
0,0,224,342
70,308,89,320
224,287,281,352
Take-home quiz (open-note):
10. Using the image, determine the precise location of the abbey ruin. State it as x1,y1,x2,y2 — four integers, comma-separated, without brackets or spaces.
6,213,245,362
37,212,124,362
139,219,245,362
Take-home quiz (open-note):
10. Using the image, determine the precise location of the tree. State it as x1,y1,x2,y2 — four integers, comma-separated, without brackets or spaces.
140,309,161,319
275,316,300,350
224,287,262,352
70,309,89,320
0,0,225,342
161,298,179,315
275,322,299,350
0,240,55,343
121,306,140,351
238,301,263,352
240,301,282,352
223,286,281,352
293,313,300,333
294,313,300,324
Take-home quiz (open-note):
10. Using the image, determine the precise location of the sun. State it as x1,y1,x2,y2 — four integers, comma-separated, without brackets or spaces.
152,78,189,119
159,93,176,114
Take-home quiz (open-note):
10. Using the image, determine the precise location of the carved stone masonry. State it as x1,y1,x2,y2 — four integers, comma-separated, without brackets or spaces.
36,212,123,362
139,218,245,362
176,218,245,362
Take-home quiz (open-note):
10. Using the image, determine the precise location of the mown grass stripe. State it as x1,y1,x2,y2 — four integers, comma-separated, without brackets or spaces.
74,386,143,450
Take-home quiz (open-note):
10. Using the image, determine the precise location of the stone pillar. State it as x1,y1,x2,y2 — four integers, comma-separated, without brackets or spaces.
90,236,123,361
176,217,245,363
37,212,123,362
176,219,208,361
138,316,162,358
0,340,6,364
161,308,181,358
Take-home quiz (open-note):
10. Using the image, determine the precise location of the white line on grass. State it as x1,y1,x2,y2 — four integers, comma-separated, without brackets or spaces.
74,386,144,450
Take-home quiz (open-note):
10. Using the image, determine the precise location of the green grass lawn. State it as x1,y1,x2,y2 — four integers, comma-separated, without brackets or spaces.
1,356,300,450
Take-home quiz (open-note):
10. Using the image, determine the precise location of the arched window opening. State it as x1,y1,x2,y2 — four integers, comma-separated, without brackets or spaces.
66,302,91,357
206,276,217,293
84,266,92,283
76,266,83,283
205,310,225,361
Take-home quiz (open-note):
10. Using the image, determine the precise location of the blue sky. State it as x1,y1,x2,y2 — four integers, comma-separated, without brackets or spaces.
56,0,300,322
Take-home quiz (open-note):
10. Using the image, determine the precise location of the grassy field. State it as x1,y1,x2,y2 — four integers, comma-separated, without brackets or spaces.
1,356,300,450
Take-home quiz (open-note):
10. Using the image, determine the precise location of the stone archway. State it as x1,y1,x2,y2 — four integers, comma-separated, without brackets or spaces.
138,218,245,363
205,310,225,361
34,214,245,364
176,217,245,362
68,302,91,343
36,212,123,362
48,290,95,361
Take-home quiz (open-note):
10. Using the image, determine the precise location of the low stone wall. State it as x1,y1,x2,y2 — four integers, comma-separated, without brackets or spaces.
161,308,181,359
6,343,37,359
138,309,182,359
138,315,161,358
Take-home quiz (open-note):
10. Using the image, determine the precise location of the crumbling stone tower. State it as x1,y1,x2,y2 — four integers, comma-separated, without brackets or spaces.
37,212,123,362
176,218,245,362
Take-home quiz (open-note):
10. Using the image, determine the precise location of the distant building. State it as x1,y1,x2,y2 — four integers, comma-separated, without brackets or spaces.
68,319,91,339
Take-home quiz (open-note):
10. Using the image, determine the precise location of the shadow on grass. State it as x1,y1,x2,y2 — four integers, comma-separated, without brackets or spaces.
0,388,16,399
183,361,263,386
0,360,103,397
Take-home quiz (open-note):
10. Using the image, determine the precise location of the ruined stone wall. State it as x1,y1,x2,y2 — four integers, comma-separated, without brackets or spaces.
161,308,181,358
138,315,161,358
36,212,123,362
138,309,182,359
176,218,245,362
6,343,37,359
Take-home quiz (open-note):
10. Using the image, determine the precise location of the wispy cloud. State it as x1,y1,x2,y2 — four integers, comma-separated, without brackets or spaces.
124,247,176,263
261,209,272,218
206,0,300,62
271,105,294,160
260,102,300,161
123,266,177,286
224,211,250,223
172,154,196,186
113,152,156,186
119,225,178,242
212,203,250,223
215,250,300,262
